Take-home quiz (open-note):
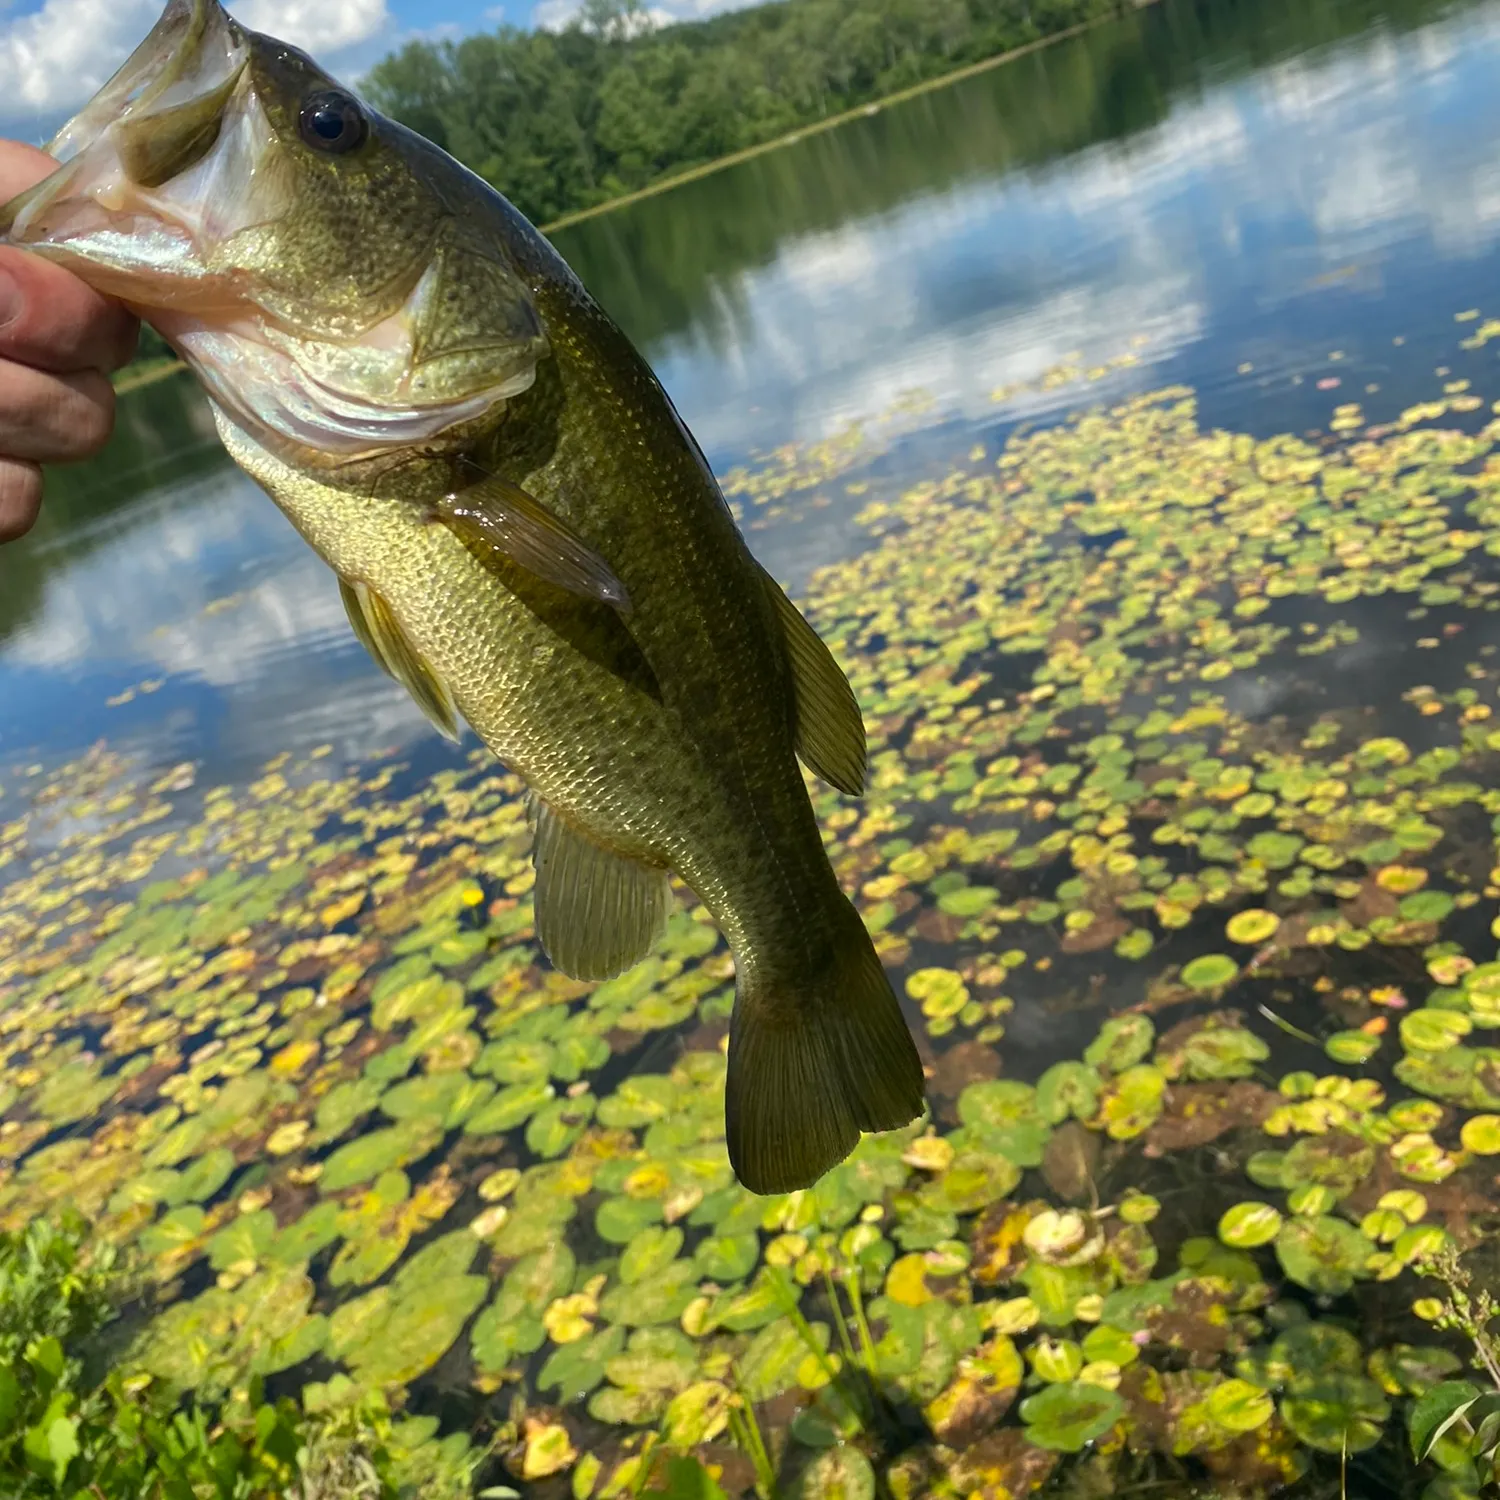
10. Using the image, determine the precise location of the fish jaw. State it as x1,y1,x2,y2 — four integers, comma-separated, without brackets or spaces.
2,0,261,307
0,0,546,470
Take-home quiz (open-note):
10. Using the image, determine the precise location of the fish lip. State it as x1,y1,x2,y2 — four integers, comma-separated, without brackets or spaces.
0,0,246,238
47,0,240,164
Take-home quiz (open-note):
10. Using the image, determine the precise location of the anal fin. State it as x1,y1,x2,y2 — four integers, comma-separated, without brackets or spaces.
529,794,672,981
437,476,630,612
757,564,867,796
339,577,460,741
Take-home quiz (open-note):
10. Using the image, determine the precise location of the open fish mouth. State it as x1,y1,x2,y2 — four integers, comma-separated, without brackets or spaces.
46,0,245,168
0,0,260,306
0,0,546,462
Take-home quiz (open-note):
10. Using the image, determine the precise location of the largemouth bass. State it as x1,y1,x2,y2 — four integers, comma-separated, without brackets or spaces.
4,0,925,1192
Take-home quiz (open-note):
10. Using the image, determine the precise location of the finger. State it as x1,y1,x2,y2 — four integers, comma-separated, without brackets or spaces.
0,457,42,542
0,247,139,374
0,140,61,203
0,362,114,464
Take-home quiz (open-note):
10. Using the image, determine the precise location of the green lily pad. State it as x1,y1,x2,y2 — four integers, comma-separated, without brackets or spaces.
1163,1024,1269,1081
1326,1030,1381,1065
1282,1133,1376,1198
268,1202,343,1266
328,1235,486,1387
597,1195,665,1245
957,1080,1040,1129
315,1078,384,1140
319,1120,441,1193
1280,1373,1390,1454
167,1147,236,1205
599,1258,700,1327
1036,1062,1103,1123
797,1446,876,1499
739,1318,813,1402
537,1325,625,1403
1460,1114,1500,1154
694,1232,760,1283
597,1075,677,1128
1098,1064,1166,1139
1401,1008,1473,1053
1084,1015,1154,1073
1218,1201,1283,1249
1398,890,1454,924
1207,1378,1274,1433
1275,1216,1376,1296
461,1080,554,1134
921,1150,1022,1214
1019,1380,1125,1451
1226,909,1280,944
1181,954,1239,992
621,1225,684,1285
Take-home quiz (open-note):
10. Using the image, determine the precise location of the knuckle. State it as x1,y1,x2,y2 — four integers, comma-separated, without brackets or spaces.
68,371,116,457
0,460,43,541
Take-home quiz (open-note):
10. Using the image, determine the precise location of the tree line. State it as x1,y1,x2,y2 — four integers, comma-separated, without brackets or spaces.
363,0,1128,228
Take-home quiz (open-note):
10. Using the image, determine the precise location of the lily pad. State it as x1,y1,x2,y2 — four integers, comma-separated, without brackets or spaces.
797,1446,876,1499
319,1120,441,1193
1019,1380,1125,1451
1218,1201,1283,1249
1275,1215,1376,1296
1181,954,1239,992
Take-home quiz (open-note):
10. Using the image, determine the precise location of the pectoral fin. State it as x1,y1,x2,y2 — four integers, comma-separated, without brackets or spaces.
758,564,867,796
528,795,672,981
437,477,630,611
339,577,460,741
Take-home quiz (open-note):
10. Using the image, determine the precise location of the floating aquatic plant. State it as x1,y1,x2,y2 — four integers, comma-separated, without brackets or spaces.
7,347,1500,1494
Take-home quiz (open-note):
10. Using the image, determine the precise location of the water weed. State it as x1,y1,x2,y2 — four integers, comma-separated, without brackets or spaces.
8,348,1500,1494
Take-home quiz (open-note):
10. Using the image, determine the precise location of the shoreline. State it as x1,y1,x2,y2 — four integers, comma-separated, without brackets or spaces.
539,0,1158,235
114,0,1154,398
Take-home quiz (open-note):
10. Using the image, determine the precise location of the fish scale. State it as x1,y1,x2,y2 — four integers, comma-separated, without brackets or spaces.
5,0,925,1193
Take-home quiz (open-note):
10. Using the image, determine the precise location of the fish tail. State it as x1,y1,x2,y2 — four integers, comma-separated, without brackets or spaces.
725,898,926,1195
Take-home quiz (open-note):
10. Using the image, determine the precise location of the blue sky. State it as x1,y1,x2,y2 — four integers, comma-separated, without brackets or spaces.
0,0,746,137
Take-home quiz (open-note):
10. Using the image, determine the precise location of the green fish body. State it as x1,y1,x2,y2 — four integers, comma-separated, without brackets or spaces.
4,0,925,1191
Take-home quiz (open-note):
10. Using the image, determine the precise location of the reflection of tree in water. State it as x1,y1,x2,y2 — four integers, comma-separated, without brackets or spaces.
0,377,225,646
556,0,1477,355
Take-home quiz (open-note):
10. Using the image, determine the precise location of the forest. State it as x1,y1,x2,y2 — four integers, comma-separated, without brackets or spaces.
363,0,1128,227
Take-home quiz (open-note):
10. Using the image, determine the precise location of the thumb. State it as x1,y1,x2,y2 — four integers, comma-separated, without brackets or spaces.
0,140,62,205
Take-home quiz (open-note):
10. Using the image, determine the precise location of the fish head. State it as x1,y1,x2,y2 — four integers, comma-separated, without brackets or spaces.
2,0,549,462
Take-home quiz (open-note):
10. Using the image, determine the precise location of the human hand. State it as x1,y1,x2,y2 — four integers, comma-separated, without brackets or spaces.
0,140,140,543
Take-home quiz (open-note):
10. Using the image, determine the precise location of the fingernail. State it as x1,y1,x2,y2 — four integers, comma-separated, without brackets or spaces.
0,270,20,333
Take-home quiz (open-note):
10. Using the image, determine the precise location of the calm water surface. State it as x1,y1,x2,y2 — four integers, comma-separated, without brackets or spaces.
4,0,1500,785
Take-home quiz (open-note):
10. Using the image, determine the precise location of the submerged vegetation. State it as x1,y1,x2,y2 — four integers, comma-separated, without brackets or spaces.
12,330,1500,1495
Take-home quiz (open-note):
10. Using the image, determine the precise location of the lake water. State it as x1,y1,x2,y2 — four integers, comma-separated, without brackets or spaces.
8,0,1500,780
5,0,1500,1494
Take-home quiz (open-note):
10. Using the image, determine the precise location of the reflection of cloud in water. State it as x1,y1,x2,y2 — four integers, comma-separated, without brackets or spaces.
654,4,1500,457
5,470,443,767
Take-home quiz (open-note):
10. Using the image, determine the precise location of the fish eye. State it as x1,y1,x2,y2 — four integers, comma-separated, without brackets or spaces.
298,89,367,154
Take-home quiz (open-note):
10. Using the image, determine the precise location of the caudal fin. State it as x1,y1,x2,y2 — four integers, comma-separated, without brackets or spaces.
725,902,926,1194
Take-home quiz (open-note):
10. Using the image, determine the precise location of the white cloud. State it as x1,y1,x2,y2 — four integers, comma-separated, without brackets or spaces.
230,0,390,54
530,0,741,33
0,0,390,133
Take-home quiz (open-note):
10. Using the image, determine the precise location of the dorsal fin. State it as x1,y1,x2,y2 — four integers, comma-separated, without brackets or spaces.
339,577,460,741
436,476,630,611
528,794,672,981
757,564,867,796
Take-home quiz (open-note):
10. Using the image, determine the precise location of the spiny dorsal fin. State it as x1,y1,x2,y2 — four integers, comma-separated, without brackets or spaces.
339,577,460,741
528,794,672,981
436,477,630,611
757,563,867,796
